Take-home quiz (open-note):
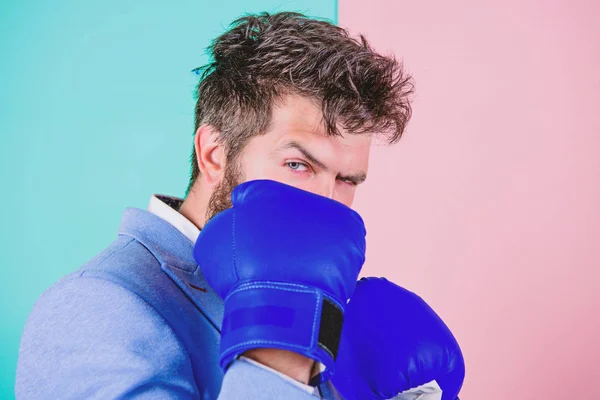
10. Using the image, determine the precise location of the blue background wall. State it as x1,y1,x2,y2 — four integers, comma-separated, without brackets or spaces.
0,1,336,395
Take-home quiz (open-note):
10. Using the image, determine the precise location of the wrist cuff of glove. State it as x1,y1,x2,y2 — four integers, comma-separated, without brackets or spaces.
219,281,344,375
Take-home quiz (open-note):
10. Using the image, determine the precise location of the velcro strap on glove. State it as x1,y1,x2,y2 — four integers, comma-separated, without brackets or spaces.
219,281,344,374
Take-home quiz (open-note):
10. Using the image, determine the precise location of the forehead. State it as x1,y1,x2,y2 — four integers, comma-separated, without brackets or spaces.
266,94,372,150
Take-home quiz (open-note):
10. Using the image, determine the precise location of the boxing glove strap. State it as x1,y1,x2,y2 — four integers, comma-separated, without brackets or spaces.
219,281,344,374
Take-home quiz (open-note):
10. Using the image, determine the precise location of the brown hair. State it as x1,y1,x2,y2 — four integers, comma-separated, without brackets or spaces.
188,11,414,194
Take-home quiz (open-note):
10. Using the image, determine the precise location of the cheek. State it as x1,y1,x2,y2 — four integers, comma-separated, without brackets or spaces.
236,135,283,182
334,185,357,207
238,155,287,184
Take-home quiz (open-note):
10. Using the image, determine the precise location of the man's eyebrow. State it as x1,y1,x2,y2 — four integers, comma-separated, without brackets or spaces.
280,140,368,184
338,172,367,184
281,141,327,170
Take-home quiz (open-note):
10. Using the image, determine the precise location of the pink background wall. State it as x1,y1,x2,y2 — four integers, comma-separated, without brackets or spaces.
341,1,600,399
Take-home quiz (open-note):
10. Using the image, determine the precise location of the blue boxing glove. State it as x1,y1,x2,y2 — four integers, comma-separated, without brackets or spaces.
193,180,366,376
331,277,465,400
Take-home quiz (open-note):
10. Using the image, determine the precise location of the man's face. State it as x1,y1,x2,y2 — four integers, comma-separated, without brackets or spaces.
206,95,371,221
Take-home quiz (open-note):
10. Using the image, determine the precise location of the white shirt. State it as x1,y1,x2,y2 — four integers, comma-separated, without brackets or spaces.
147,194,318,396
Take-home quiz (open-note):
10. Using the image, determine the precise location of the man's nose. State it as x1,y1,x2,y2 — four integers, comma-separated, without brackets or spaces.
315,178,336,200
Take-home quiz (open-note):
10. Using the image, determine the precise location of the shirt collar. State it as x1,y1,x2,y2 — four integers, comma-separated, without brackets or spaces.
147,194,200,244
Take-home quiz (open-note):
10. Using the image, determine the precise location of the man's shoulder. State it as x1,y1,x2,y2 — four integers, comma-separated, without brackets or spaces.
21,232,215,358
18,233,223,399
33,235,168,314
16,256,200,399
77,234,163,290
38,234,188,324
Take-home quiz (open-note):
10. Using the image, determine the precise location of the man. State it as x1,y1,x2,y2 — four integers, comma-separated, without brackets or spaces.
16,12,464,399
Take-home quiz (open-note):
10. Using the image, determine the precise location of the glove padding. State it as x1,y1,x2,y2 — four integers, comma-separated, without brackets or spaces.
193,180,367,375
331,277,465,400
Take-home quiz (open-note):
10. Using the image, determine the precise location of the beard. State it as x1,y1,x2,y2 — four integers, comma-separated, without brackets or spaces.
205,158,243,223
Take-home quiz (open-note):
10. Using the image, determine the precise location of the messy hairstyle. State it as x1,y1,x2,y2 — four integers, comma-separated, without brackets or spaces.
188,11,414,193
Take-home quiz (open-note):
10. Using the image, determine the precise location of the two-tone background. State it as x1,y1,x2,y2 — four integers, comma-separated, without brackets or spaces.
1,1,599,398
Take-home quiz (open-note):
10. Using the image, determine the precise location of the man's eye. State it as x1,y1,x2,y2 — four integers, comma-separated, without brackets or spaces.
286,162,309,171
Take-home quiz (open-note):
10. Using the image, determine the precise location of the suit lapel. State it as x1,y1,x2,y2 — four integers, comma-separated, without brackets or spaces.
162,262,224,332
119,207,224,332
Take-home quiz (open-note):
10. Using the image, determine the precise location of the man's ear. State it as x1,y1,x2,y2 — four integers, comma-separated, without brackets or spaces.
194,124,225,187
